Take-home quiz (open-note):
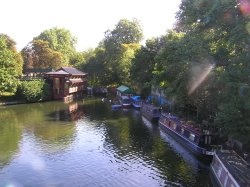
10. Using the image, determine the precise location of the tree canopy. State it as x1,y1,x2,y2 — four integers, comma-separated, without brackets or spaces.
0,34,23,95
22,40,64,70
34,27,77,64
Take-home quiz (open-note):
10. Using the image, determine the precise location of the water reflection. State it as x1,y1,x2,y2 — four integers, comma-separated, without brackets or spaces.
0,99,213,186
0,101,82,167
0,108,21,167
48,101,85,122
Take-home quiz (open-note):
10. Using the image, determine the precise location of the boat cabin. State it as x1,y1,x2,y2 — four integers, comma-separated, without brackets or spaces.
141,103,161,122
160,113,217,149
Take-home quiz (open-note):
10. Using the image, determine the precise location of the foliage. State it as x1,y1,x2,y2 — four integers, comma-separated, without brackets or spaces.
0,34,23,95
34,27,77,64
17,80,50,103
82,19,143,86
161,0,250,144
130,37,165,95
22,40,64,70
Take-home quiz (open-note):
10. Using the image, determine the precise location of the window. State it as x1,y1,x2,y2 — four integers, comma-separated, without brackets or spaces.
189,133,195,141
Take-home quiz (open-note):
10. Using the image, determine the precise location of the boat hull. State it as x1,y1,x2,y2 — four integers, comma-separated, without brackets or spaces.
132,103,141,109
122,103,131,108
141,110,159,123
159,121,213,161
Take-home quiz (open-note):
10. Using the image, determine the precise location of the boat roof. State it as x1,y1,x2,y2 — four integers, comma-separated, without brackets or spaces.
161,113,202,135
131,96,140,101
121,95,130,99
216,150,250,187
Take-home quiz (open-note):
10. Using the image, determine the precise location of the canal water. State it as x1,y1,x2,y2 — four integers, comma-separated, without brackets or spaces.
0,98,213,187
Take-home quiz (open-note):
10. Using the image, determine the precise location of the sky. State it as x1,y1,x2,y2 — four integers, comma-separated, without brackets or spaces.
1,0,181,51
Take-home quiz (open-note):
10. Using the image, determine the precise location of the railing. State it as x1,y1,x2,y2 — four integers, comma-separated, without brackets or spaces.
19,76,44,81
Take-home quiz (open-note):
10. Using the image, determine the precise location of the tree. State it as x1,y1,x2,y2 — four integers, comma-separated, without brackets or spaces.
34,27,77,63
84,47,107,86
130,37,165,95
0,34,23,95
173,0,250,145
22,40,64,70
102,19,143,86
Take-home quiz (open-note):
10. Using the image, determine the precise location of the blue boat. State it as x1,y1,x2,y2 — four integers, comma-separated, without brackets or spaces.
131,96,142,109
159,112,216,160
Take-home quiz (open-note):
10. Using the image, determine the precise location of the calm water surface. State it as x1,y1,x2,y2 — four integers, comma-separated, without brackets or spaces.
0,98,213,187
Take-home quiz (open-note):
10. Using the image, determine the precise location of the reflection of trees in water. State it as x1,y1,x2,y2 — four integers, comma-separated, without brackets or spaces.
0,108,21,167
95,106,208,187
0,101,81,161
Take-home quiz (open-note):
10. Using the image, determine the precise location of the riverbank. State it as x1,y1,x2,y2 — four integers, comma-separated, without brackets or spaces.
0,101,25,106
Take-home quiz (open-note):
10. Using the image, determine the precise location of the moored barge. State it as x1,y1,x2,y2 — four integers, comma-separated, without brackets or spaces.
159,112,216,160
140,103,161,122
210,150,250,187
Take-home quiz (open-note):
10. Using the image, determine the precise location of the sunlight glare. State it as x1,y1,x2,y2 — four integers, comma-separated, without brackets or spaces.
239,0,250,17
188,63,215,95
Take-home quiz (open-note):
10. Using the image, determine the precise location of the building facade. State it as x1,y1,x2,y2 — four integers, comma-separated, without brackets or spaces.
45,67,87,101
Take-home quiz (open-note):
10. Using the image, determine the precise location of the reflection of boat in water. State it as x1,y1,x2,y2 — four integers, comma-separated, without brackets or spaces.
159,113,216,160
141,116,209,170
210,150,250,187
141,103,161,122
131,96,142,109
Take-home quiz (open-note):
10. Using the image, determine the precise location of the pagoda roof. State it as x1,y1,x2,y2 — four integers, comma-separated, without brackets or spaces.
46,70,69,75
58,67,87,76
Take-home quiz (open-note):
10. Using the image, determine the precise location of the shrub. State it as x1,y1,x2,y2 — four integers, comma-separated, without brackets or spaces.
17,80,50,103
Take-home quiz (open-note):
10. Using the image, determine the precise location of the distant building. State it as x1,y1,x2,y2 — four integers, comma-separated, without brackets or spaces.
45,67,87,101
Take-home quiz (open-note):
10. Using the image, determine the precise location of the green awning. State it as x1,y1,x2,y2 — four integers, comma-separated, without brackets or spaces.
117,85,133,94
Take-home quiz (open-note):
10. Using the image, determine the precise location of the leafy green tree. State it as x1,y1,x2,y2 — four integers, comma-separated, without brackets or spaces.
34,27,77,64
172,0,250,145
103,19,143,86
131,37,165,96
22,40,64,70
84,46,107,86
0,34,23,95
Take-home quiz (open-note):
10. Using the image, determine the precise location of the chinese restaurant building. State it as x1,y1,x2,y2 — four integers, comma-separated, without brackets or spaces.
45,67,87,102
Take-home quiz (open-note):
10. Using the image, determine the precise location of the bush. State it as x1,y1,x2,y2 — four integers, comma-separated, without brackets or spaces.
17,80,50,103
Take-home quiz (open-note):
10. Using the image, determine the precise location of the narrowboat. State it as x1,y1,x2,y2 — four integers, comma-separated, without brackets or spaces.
131,96,142,109
140,103,161,122
210,150,250,187
159,112,216,160
119,96,132,108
